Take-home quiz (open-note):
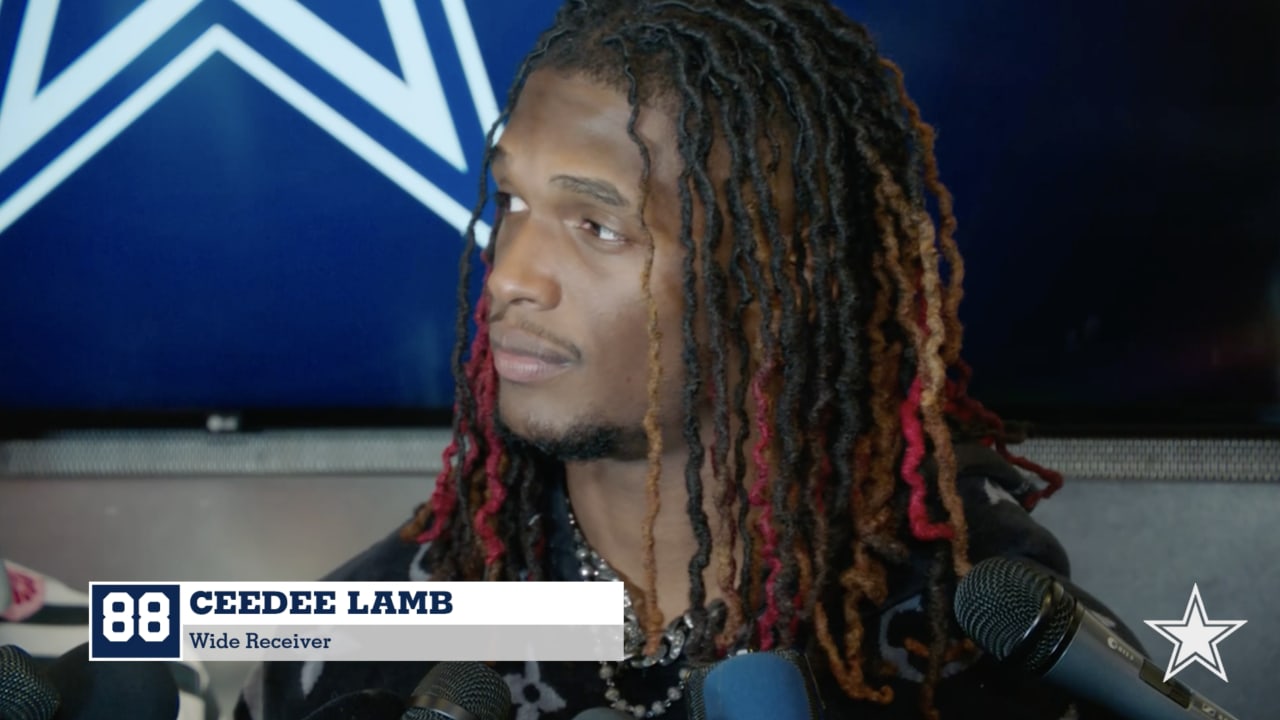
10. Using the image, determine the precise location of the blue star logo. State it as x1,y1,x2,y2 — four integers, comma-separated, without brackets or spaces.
0,0,497,237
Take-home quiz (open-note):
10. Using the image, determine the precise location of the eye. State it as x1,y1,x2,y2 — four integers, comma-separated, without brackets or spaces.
580,219,627,244
496,192,528,213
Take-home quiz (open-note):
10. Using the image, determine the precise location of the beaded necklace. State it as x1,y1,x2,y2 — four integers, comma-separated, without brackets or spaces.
566,509,695,718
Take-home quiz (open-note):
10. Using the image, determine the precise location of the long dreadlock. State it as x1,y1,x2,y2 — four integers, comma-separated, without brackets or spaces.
400,0,1064,715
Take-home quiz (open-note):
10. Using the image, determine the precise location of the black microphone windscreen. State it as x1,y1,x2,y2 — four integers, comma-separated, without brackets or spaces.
405,662,511,720
684,662,714,720
0,645,59,720
954,557,1076,672
300,689,406,720
956,556,1245,720
45,643,178,720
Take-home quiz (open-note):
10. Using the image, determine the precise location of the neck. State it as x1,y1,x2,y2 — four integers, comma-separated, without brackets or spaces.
564,425,735,624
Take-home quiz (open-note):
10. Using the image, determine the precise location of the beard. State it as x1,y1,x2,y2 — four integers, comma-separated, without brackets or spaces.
495,413,650,462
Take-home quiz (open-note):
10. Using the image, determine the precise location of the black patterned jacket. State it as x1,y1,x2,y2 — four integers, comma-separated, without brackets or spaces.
236,446,1138,720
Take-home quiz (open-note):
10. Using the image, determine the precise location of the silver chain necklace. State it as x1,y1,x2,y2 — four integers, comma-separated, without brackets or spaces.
566,509,694,718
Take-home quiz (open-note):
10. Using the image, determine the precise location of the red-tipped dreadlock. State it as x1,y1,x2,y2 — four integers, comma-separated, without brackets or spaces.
398,3,1069,717
748,358,784,649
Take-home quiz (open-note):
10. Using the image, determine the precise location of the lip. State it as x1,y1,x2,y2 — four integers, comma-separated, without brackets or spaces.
490,329,575,384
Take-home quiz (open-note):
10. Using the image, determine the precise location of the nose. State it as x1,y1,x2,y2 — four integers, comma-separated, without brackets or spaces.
485,214,562,311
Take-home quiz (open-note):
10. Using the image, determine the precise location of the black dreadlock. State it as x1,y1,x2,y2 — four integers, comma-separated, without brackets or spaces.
401,1,1064,715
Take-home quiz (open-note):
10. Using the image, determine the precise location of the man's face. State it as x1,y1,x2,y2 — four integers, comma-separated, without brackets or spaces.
485,69,689,461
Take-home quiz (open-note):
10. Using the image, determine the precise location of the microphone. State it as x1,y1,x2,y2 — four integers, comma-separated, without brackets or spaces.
44,642,179,720
571,709,634,720
685,649,821,720
300,689,406,720
0,645,60,720
402,662,512,720
955,557,1241,720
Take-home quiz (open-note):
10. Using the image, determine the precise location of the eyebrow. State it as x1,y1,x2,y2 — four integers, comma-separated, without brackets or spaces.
550,175,630,209
491,146,630,209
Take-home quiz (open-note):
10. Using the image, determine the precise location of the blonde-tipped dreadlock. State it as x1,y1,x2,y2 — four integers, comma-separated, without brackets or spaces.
401,1,1063,716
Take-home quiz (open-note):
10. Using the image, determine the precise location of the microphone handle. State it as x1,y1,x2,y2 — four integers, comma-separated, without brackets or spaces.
1045,605,1239,720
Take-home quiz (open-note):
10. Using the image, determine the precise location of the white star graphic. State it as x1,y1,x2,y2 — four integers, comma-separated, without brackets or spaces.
0,0,497,237
1143,584,1246,683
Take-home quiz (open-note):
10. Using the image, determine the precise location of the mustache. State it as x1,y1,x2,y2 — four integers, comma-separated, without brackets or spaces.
486,305,583,362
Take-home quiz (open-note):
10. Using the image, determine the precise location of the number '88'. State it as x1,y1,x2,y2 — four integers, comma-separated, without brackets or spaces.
101,591,171,643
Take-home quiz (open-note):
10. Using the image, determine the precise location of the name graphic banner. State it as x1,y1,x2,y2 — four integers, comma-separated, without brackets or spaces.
88,582,624,662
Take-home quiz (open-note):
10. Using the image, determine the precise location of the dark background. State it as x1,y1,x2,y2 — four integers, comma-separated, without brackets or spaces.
1,0,1276,435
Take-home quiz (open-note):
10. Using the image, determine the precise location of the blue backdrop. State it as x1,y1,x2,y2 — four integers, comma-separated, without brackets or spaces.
1,0,1276,433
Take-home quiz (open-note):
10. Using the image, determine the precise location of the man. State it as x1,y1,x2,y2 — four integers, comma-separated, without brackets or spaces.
238,1,1139,717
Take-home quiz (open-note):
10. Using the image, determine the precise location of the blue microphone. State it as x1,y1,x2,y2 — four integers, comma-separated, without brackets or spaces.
686,650,822,720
